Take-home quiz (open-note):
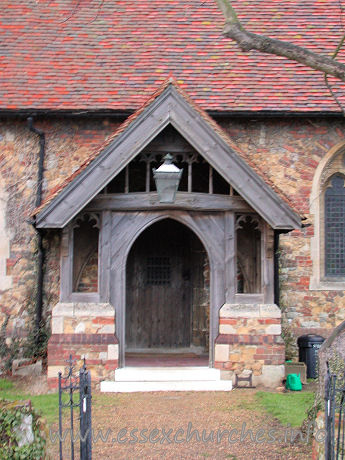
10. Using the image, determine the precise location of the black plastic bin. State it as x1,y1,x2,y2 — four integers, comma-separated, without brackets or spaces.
297,334,325,379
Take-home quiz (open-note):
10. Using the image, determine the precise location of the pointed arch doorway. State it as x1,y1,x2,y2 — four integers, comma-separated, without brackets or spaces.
125,219,210,365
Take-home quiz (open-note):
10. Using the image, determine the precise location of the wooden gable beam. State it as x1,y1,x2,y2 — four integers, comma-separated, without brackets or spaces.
35,84,301,230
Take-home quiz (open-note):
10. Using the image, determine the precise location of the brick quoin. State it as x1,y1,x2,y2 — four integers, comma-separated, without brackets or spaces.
219,318,238,325
92,317,115,325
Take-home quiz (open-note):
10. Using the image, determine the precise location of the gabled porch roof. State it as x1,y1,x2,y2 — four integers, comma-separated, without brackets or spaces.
34,79,302,230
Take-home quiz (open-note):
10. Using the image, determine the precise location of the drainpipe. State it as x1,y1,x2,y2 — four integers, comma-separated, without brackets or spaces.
28,117,45,331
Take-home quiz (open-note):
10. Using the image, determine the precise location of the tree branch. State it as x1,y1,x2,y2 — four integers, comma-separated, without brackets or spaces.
324,74,345,113
216,0,345,82
323,31,345,114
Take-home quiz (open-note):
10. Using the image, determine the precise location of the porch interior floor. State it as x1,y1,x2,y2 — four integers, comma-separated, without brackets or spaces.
125,352,209,367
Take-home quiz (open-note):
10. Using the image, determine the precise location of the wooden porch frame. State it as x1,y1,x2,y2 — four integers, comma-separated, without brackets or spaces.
59,204,274,367
108,210,228,368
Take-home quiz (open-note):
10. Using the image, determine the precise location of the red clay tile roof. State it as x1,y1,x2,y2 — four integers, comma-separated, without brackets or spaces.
1,0,345,112
34,79,302,219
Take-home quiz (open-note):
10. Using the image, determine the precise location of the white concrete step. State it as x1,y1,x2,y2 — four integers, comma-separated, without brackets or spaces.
115,366,220,382
100,379,232,393
101,366,232,392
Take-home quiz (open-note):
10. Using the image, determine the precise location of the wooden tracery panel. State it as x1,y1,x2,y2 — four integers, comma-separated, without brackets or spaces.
236,215,262,294
72,213,100,293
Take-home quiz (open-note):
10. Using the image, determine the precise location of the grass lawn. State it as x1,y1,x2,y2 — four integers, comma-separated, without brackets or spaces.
0,378,314,427
0,377,315,430
0,378,60,424
256,391,315,427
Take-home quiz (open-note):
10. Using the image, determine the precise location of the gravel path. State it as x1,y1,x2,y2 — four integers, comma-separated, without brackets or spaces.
50,388,313,459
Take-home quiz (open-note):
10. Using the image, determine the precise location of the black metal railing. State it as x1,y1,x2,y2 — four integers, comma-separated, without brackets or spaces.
325,363,345,460
58,355,92,460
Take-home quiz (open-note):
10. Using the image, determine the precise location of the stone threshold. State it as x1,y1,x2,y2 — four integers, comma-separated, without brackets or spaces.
100,366,232,392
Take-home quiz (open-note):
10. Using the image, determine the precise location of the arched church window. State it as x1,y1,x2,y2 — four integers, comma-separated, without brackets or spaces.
324,174,345,277
310,143,345,289
72,213,100,292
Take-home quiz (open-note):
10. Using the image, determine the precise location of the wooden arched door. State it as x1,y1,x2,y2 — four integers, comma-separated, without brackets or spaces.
126,219,209,351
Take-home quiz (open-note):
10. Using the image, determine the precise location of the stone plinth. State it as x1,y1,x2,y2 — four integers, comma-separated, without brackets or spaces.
215,304,285,388
47,303,118,389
